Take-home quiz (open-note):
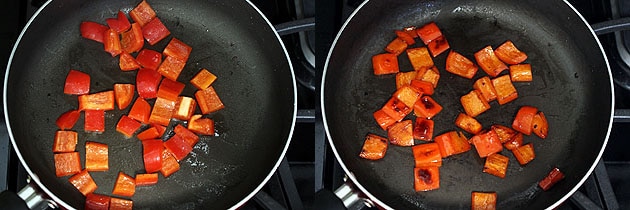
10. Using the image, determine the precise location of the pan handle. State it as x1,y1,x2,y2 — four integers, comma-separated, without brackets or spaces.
0,179,55,210
591,17,630,35
312,179,375,209
273,18,315,36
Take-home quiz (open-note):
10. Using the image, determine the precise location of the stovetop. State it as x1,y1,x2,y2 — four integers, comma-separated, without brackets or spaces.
2,0,630,209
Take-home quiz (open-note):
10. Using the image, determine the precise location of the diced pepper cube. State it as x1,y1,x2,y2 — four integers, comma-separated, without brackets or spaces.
407,47,434,71
532,111,549,139
103,29,122,57
195,86,225,114
395,71,418,89
427,36,450,57
418,66,440,88
509,64,532,82
414,166,440,191
410,80,434,96
148,97,176,126
157,56,186,81
68,169,98,196
135,173,159,186
121,23,144,54
460,90,491,117
455,113,482,135
473,76,498,102
491,125,517,143
402,26,418,38
119,52,141,71
136,67,162,99
84,110,105,133
503,133,523,151
372,53,399,75
85,141,109,171
142,17,171,45
539,167,565,191
492,74,518,105
416,22,442,45
128,98,152,124
359,133,388,160
413,118,434,141
388,120,414,146
53,130,78,153
136,49,162,70
156,78,185,101
163,38,192,61
116,115,142,138
106,11,131,33
56,110,80,130
380,97,412,122
137,126,161,140
394,85,422,108
85,193,110,210
495,40,528,65
160,149,180,177
395,30,415,45
187,115,215,136
483,153,509,178
129,0,156,27
174,124,200,147
412,143,442,167
142,139,163,173
513,143,535,165
470,130,503,158
445,51,478,79
64,70,90,95
385,38,408,55
54,152,81,177
190,68,217,90
472,192,497,210
413,96,442,119
512,106,538,135
164,134,193,161
78,90,115,111
373,109,396,130
110,197,133,210
475,46,508,77
112,172,136,197
434,131,470,158
80,21,108,43
114,84,135,110
173,97,197,120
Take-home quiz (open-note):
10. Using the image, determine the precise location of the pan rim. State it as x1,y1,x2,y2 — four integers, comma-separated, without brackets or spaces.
2,0,298,209
320,0,614,209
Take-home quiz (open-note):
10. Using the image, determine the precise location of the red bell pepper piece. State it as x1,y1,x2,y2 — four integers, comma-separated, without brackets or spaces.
445,51,478,79
103,28,122,57
163,38,192,61
483,153,509,178
56,109,81,130
413,96,442,119
85,141,109,171
121,23,144,54
174,124,200,147
512,143,536,165
410,80,434,96
491,124,517,143
157,78,185,101
473,76,498,102
79,90,115,111
434,131,471,158
160,150,180,177
532,111,548,139
395,30,415,45
414,166,440,191
136,49,162,70
119,52,141,71
110,197,133,210
149,97,176,126
142,139,163,173
54,152,82,177
494,40,528,65
385,38,408,55
157,56,187,81
153,124,167,136
387,120,414,146
142,17,171,45
53,131,78,153
509,64,533,82
164,134,193,161
68,169,98,196
416,22,442,45
455,113,482,135
137,127,161,140
512,106,538,135
128,98,152,124
413,118,434,141
114,84,135,109
380,97,412,122
402,26,418,38
116,115,142,138
372,53,399,75
394,85,422,108
492,74,518,105
373,109,396,130
471,192,497,210
359,133,388,160
395,71,418,90
427,36,450,57
130,0,156,27
417,66,440,88
539,167,565,191
112,172,136,197
64,70,90,95
173,96,197,120
475,46,508,78
84,110,105,133
135,173,159,186
195,86,225,114
85,193,111,210
136,67,162,99
106,11,131,33
460,90,491,118
80,21,109,43
190,68,217,90
188,115,215,136
470,129,503,158
503,133,524,151
412,143,442,167
406,47,434,71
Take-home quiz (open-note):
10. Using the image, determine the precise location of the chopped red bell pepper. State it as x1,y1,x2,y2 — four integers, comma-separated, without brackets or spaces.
394,85,422,108
395,30,415,45
130,0,156,27
445,51,478,79
157,56,187,81
136,67,162,99
142,139,163,173
116,115,142,138
136,49,162,70
80,21,109,43
410,80,434,96
106,11,131,33
85,193,110,210
414,166,440,191
473,76,498,102
121,23,144,54
406,47,434,71
475,46,508,78
455,113,482,135
114,84,135,109
416,22,442,45
372,53,399,75
153,123,167,136
512,106,538,135
195,86,225,114
483,153,509,178
503,133,524,151
460,90,491,118
112,172,136,197
427,36,450,57
385,38,408,56
395,71,418,89
78,90,115,111
512,143,535,165
491,124,517,143
471,192,496,210
128,98,152,123
157,78,185,101
149,97,176,126
539,167,565,191
103,28,122,57
373,109,396,130
84,110,105,133
509,64,532,82
190,68,217,90
494,40,528,65
163,38,192,61
64,69,90,95
359,133,388,160
110,197,133,210
68,169,98,196
173,96,197,120
187,115,215,136
492,74,518,105
85,141,109,171
532,111,548,139
137,127,161,140
413,118,434,141
160,149,180,177
470,129,503,158
53,130,78,153
413,96,442,119
54,152,82,177
135,173,159,186
380,97,412,122
174,124,199,147
412,143,442,167
119,52,141,71
142,17,171,45
402,26,418,38
56,109,80,130
164,134,193,161
387,120,414,146
434,131,471,158
417,66,440,88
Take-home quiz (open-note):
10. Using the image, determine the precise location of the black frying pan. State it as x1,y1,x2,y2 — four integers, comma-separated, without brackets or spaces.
322,0,613,209
3,0,296,209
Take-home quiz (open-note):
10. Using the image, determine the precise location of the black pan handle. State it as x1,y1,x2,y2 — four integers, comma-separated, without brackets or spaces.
274,17,316,36
591,17,630,35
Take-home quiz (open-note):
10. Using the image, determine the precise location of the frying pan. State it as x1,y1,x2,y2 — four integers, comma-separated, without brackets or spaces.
322,0,613,209
2,0,296,209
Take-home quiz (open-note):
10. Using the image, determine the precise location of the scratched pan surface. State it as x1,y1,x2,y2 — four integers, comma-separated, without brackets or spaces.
4,0,296,209
322,0,613,209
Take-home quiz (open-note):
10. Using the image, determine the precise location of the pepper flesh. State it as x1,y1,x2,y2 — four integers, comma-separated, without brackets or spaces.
414,166,440,191
112,172,136,197
359,133,388,160
142,139,163,173
85,141,109,171
64,70,90,95
68,169,98,196
387,120,414,146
